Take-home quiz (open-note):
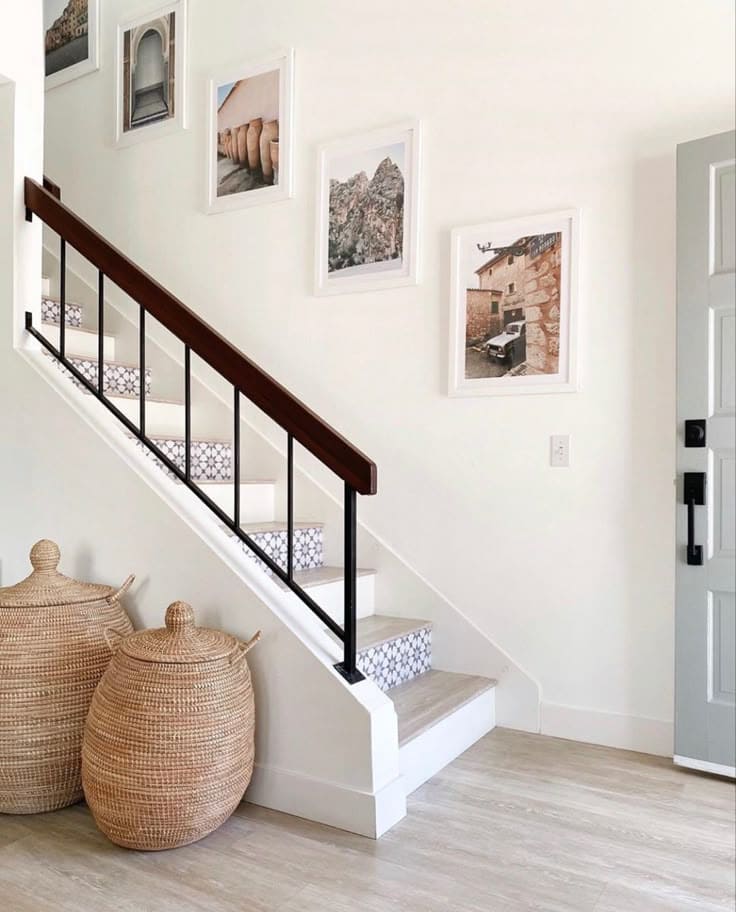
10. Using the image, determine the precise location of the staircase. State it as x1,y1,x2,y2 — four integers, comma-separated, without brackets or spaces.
24,178,498,832
39,291,497,795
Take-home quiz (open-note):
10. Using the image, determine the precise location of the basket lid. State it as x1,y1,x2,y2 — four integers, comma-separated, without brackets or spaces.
121,602,239,664
0,540,120,608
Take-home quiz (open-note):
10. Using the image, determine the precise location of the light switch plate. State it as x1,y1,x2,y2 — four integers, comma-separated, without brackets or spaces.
550,435,570,467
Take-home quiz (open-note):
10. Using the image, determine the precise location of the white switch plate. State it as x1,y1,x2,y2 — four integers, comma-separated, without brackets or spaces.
550,435,570,467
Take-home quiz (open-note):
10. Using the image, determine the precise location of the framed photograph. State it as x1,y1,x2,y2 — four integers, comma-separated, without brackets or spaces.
449,209,580,396
315,121,421,296
44,0,100,91
115,0,187,148
206,50,294,214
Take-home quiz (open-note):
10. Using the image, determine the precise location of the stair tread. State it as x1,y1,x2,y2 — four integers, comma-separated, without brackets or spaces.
42,295,83,305
389,670,497,747
356,615,431,652
68,355,146,370
240,521,324,532
42,321,113,339
110,396,182,406
175,478,276,487
146,433,230,442
275,565,376,590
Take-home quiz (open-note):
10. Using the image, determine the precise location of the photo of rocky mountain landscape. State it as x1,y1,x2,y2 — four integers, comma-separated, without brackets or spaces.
327,143,406,277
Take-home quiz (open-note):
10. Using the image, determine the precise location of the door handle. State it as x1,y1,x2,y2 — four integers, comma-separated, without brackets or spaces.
683,472,706,566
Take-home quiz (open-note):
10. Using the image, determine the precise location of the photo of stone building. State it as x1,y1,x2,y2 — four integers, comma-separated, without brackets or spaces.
464,232,562,380
44,0,89,77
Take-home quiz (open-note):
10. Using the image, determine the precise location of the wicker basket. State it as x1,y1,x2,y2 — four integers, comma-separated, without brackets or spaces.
0,540,135,815
82,601,260,850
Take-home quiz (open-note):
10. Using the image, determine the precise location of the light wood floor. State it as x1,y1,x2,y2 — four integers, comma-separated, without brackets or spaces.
0,729,733,912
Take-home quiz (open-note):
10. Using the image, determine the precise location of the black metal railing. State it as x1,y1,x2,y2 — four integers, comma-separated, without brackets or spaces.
25,177,375,684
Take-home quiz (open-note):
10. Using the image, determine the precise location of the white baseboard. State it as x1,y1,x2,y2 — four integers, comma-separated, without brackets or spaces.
399,687,496,795
245,762,407,839
541,702,673,757
674,755,735,778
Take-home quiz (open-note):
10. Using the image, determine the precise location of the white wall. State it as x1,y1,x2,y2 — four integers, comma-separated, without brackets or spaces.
41,0,736,754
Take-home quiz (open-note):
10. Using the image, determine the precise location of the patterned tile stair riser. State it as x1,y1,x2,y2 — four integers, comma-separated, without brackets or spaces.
43,352,152,397
136,438,234,482
358,626,432,692
233,526,324,575
41,298,83,327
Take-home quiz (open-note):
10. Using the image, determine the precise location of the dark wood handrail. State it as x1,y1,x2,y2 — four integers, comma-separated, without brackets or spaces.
26,177,377,495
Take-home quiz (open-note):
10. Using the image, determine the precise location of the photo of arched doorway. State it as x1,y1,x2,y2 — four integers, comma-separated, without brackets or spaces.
121,11,176,133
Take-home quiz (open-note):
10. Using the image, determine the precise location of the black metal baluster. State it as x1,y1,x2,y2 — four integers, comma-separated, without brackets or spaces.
59,238,66,359
139,305,146,435
233,388,240,528
335,484,364,683
287,434,294,582
184,345,191,482
97,272,104,397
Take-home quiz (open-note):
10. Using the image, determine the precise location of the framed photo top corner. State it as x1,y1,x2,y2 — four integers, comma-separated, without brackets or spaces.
448,208,581,397
315,120,422,296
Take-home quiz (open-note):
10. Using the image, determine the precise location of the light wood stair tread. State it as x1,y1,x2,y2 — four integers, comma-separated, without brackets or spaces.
356,615,431,651
175,478,276,486
41,321,112,338
275,566,376,589
98,392,184,402
389,670,497,747
239,521,324,532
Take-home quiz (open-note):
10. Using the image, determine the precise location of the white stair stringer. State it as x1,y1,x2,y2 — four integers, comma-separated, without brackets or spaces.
18,342,406,840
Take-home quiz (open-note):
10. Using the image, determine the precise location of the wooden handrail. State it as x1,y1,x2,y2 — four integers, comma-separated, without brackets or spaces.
26,177,377,495
42,175,61,200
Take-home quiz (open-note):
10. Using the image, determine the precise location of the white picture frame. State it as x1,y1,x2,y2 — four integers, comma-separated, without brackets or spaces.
315,121,421,296
114,0,187,149
206,50,295,214
448,209,581,397
44,0,100,91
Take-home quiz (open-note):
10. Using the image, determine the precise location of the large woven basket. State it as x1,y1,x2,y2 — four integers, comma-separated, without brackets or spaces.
0,540,135,815
82,601,260,851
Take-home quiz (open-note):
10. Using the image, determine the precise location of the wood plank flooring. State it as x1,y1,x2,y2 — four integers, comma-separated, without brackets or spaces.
0,729,733,912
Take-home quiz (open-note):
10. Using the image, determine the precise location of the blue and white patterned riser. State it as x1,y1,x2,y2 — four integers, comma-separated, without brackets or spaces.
138,437,234,482
68,357,152,396
41,297,82,327
45,352,152,397
358,625,432,692
232,525,324,574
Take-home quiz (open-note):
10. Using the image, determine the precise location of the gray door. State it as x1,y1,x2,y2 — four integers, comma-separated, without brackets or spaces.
675,130,736,776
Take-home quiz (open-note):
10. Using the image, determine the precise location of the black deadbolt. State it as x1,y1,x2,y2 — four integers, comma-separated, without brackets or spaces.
685,418,706,448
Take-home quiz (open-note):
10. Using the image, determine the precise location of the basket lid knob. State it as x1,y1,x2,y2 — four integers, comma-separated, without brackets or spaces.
29,539,61,573
165,601,195,633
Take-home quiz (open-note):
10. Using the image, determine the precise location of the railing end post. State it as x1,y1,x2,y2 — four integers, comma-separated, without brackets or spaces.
334,662,365,685
24,311,32,330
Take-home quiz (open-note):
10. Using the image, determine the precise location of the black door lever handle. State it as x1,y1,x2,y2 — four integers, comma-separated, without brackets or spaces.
684,472,706,566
